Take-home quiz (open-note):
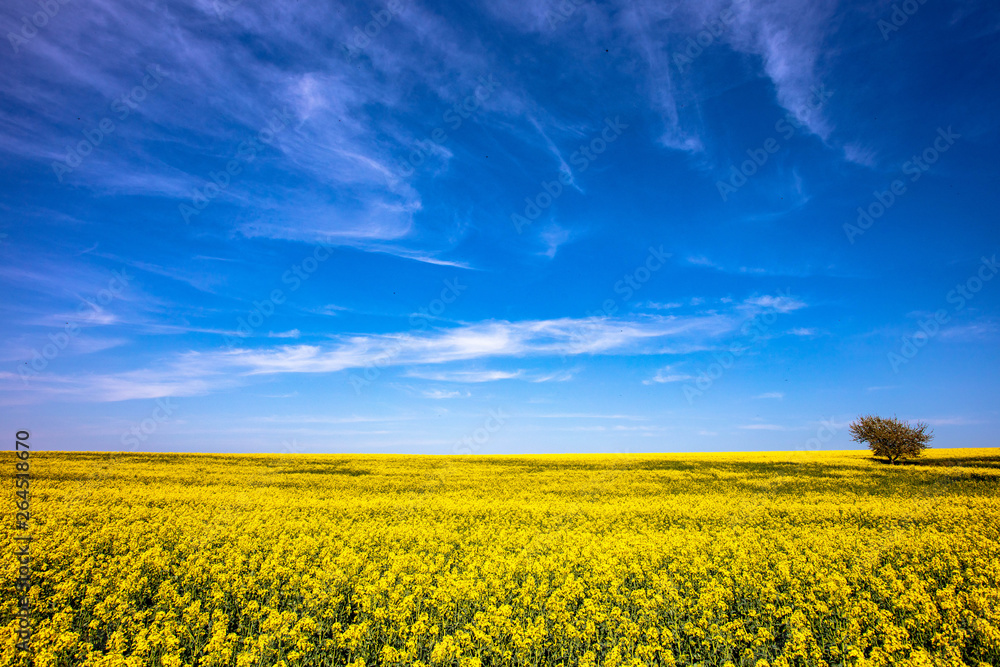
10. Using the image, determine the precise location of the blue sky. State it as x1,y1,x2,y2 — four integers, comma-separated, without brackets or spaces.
2,0,998,454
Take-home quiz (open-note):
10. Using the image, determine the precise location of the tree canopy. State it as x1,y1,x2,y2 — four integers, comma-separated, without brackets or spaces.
849,414,933,464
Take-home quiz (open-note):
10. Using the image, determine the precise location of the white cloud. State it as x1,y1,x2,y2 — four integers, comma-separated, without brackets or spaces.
0,368,229,403
421,389,467,399
939,321,998,340
643,365,694,385
602,0,840,154
618,2,704,153
843,142,878,167
5,297,804,402
531,413,647,420
753,392,784,399
268,329,301,339
404,369,524,383
742,294,807,313
687,255,723,269
725,0,839,140
539,224,573,259
222,314,735,376
530,368,578,382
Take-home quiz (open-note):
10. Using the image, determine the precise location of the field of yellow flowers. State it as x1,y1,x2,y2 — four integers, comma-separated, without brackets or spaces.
3,448,999,667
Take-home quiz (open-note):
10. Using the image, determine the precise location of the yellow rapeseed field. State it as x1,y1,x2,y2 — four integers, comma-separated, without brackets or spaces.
3,449,999,667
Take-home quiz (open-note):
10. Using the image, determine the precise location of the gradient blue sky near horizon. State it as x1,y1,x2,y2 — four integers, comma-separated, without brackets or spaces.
1,0,998,454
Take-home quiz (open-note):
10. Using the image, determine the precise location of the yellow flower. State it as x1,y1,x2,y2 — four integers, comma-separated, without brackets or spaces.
7,448,997,667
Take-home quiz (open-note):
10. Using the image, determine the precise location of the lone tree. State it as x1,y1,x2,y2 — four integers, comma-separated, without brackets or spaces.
849,414,933,464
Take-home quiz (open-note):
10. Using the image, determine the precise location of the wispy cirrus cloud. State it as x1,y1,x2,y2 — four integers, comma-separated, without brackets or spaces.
742,294,807,313
0,368,227,403
0,0,527,267
529,367,578,383
420,388,468,399
539,224,573,259
724,0,839,139
222,314,737,376
530,412,648,420
268,329,301,339
643,365,694,385
596,0,840,155
686,255,724,269
739,423,791,431
939,321,998,341
643,301,683,310
404,369,525,383
2,294,802,402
